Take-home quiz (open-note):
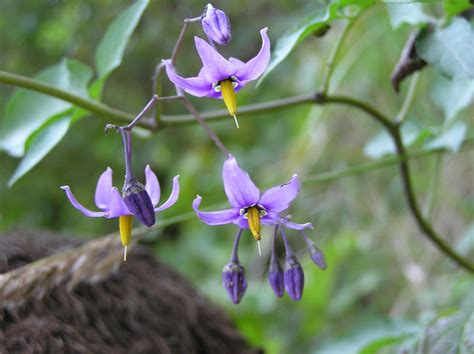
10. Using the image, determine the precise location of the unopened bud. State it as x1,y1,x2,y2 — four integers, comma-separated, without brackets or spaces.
222,261,247,304
309,244,327,270
122,179,155,227
283,255,304,301
202,4,231,45
268,258,284,297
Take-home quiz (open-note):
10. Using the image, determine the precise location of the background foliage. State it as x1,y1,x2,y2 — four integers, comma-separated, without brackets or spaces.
0,1,473,353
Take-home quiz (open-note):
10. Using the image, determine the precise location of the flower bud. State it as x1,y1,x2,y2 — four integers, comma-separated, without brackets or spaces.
283,255,304,301
222,261,247,304
201,4,231,45
309,244,327,270
268,257,284,297
122,179,155,227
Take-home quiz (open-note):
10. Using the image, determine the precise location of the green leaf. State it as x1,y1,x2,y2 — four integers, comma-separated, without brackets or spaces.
1,59,93,157
315,318,419,354
385,2,433,29
416,18,474,79
257,2,340,84
443,0,471,18
416,311,474,354
94,0,149,80
8,114,71,186
425,121,467,153
364,122,432,159
431,72,474,122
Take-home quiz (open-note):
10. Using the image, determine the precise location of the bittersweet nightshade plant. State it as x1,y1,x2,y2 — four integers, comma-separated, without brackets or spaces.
222,229,248,304
201,3,231,46
193,154,312,244
61,166,179,260
164,28,270,128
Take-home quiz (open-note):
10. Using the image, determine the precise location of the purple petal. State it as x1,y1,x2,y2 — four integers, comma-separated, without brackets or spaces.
154,175,180,213
94,167,113,210
229,57,245,68
261,212,279,226
145,165,160,207
194,36,235,83
106,187,131,218
164,60,212,97
235,28,271,82
193,196,239,225
223,154,260,208
260,174,300,213
280,219,313,230
61,186,106,218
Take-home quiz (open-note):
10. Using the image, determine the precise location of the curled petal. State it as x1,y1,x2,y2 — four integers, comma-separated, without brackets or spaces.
94,167,113,210
223,154,260,209
280,218,313,230
164,60,212,97
61,186,106,218
194,36,235,83
235,28,271,83
260,174,300,213
193,196,239,225
154,175,180,213
145,165,160,207
106,187,131,218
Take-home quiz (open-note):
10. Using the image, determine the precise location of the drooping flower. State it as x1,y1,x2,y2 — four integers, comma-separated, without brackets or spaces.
193,154,312,241
61,166,179,259
164,28,270,127
201,3,231,46
193,154,326,303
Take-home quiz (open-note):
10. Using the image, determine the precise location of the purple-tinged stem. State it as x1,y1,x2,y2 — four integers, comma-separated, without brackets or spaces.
178,95,230,155
230,229,243,263
280,227,294,257
120,128,134,183
271,225,279,262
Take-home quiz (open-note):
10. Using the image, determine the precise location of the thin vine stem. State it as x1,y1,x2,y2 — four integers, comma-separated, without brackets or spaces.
321,15,358,95
0,71,472,272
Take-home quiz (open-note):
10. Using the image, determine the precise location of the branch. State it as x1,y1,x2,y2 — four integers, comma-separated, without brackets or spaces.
1,70,472,272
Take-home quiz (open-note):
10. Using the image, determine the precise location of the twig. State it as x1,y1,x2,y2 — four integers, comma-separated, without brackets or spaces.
321,16,358,95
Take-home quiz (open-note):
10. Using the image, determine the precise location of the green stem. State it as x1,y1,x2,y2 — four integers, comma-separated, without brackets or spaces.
304,140,473,185
321,16,358,95
0,70,151,129
1,70,472,272
391,129,474,272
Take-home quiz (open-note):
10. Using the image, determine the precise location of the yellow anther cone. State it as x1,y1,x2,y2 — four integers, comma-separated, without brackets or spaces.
119,215,133,261
220,80,239,128
247,207,261,241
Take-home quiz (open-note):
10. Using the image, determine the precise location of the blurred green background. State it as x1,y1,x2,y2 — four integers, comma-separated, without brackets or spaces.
0,1,473,353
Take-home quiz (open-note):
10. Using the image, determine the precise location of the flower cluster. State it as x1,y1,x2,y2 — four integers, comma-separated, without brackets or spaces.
165,4,270,128
60,4,325,304
194,155,326,303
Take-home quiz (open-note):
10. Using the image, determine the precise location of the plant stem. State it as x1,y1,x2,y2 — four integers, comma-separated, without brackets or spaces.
0,71,144,127
1,70,472,271
303,141,472,185
321,16,358,95
395,72,419,123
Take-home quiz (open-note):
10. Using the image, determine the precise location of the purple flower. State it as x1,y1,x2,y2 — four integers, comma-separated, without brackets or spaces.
283,255,304,301
201,4,231,46
268,257,284,298
222,261,247,304
193,155,312,241
164,28,270,126
61,166,179,258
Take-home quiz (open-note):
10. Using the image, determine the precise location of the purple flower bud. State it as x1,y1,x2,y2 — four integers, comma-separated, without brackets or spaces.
122,179,155,227
222,261,247,304
309,244,327,270
268,257,284,297
201,4,231,46
283,255,304,301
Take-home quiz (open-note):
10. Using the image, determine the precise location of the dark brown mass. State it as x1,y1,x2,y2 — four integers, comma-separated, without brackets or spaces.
0,231,261,354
